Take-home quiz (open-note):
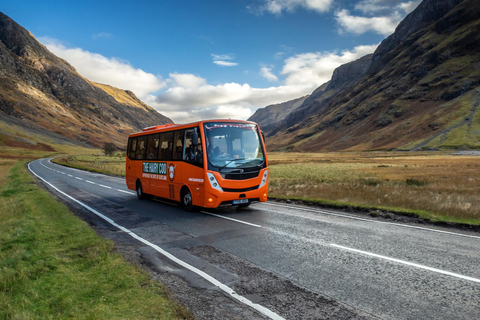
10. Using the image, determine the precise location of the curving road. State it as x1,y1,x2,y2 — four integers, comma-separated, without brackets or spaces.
29,159,480,319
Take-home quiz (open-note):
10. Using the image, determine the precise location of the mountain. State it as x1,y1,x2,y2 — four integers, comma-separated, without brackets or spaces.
248,95,309,136
0,12,171,150
252,0,480,151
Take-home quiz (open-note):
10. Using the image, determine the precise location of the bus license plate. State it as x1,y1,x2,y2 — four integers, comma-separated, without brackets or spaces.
233,199,249,205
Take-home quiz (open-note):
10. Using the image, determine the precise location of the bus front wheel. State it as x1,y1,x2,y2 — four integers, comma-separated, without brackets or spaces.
181,187,195,212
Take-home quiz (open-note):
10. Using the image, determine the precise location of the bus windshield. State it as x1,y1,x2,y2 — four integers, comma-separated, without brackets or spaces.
204,122,265,170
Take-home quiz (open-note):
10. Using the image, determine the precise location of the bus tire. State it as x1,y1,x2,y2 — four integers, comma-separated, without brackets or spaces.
136,180,149,200
181,187,195,212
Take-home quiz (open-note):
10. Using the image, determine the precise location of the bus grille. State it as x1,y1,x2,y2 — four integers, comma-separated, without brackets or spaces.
223,186,259,192
224,171,260,180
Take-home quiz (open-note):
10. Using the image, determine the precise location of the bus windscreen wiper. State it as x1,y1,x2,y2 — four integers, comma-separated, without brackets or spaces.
219,158,247,170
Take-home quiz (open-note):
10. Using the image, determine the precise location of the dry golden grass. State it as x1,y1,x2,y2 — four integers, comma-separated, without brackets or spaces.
268,152,480,223
53,153,126,176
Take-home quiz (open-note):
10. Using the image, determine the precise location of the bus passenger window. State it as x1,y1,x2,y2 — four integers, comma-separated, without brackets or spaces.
127,138,137,159
173,130,184,160
136,136,148,160
159,132,174,160
147,134,159,160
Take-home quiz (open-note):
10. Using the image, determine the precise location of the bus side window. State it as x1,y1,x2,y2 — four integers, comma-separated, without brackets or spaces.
128,137,137,160
147,134,159,160
160,132,174,160
136,136,148,160
184,128,203,166
173,130,184,160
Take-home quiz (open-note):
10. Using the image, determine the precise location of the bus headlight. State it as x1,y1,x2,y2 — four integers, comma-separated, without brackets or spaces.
207,172,223,192
259,170,268,188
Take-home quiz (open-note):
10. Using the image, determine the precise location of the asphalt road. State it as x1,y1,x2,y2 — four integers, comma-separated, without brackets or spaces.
29,159,480,319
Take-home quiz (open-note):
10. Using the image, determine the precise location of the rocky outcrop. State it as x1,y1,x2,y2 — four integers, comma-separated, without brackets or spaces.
327,54,372,91
369,0,463,73
248,95,308,135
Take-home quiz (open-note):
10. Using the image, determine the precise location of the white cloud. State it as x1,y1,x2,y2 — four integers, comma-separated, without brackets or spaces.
213,60,239,67
335,9,402,36
153,44,378,123
40,38,166,99
212,53,238,67
251,0,333,15
337,1,421,36
397,0,421,14
281,44,378,86
169,73,206,88
355,0,421,14
92,32,112,40
260,67,279,82
38,38,378,125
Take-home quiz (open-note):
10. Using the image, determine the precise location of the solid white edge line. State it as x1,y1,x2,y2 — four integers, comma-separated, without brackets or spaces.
200,211,263,228
28,160,284,320
330,244,480,284
264,202,480,240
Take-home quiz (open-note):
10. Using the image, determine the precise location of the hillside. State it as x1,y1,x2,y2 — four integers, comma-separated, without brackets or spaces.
253,0,480,151
249,95,309,136
0,12,171,150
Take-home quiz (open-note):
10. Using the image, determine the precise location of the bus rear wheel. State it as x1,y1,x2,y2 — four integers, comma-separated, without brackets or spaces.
181,188,195,212
136,181,149,200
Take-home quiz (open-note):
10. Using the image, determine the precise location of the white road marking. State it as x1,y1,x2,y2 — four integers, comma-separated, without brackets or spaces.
201,211,263,228
116,189,135,195
330,244,480,284
39,159,135,196
28,161,284,320
264,202,480,240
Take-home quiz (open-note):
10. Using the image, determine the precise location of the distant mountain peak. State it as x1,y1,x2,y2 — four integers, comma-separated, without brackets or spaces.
251,0,480,151
0,12,171,149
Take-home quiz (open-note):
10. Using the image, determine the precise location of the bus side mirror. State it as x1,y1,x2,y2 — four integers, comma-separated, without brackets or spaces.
261,130,265,142
192,131,199,146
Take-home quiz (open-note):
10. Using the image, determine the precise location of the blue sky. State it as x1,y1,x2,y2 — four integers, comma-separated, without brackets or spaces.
3,0,421,123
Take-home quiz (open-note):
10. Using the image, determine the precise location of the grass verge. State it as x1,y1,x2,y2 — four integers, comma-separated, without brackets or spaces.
0,159,192,319
268,152,480,226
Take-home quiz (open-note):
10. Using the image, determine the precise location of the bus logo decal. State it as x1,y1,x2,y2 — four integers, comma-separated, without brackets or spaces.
168,163,176,181
143,162,167,175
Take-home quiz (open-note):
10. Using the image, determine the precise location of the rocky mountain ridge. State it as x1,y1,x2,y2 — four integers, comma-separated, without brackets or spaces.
0,12,171,150
251,0,480,151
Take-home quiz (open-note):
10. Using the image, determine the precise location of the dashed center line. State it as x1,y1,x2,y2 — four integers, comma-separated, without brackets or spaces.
330,244,480,284
39,159,134,195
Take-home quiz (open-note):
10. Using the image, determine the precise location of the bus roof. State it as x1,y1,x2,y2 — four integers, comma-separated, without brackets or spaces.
129,119,258,137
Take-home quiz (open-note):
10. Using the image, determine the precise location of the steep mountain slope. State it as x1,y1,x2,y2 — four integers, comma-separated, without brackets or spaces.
0,12,171,150
258,0,480,151
248,95,309,135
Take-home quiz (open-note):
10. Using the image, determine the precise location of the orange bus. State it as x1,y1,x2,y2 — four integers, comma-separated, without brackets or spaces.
126,119,268,211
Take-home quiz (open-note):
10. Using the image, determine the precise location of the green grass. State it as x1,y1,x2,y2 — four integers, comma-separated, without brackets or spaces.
0,160,192,319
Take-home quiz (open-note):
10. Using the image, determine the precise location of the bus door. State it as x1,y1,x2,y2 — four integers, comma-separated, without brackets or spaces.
182,128,205,207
